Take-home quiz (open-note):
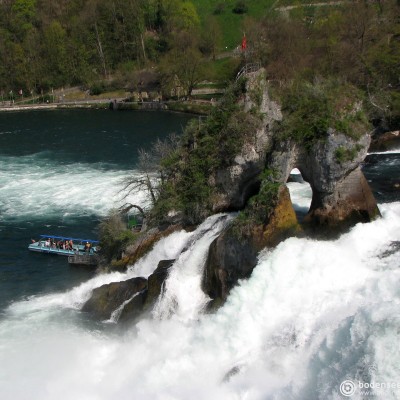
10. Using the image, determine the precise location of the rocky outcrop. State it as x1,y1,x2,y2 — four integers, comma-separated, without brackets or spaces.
202,70,380,304
96,69,381,314
82,277,147,320
111,225,181,271
144,259,174,308
203,186,300,303
205,69,379,231
82,259,174,322
269,129,380,232
210,73,282,213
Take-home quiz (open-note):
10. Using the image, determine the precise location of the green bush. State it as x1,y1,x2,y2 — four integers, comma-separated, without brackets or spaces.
232,1,248,14
89,83,107,96
99,210,138,261
334,144,363,164
276,79,369,149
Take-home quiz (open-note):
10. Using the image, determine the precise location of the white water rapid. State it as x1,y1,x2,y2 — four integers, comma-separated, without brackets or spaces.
0,154,146,221
1,181,400,399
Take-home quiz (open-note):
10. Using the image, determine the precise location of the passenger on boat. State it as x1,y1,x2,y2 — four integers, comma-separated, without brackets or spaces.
85,242,91,252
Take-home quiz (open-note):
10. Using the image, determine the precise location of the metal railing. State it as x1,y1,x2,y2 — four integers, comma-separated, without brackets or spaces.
236,62,262,81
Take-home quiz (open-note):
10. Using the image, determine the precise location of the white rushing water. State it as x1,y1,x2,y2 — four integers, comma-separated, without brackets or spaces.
1,178,400,399
0,154,145,221
368,149,400,155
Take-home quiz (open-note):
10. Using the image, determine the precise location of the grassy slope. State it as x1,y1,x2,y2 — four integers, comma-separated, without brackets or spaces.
193,0,277,50
193,0,335,50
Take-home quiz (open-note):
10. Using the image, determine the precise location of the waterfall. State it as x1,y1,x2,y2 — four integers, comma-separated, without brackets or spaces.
153,213,234,321
1,205,399,399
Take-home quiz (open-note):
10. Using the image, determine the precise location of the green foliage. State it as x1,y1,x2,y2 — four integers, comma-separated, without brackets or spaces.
388,91,400,129
213,3,226,15
277,81,332,148
247,176,280,223
194,0,277,50
334,144,363,164
11,0,37,38
276,79,369,149
0,0,398,109
99,210,138,261
246,2,400,127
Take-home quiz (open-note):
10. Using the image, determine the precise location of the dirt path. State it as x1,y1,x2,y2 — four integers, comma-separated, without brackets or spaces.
275,1,346,11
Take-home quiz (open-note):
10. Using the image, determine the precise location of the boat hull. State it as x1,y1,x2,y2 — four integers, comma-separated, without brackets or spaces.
28,242,92,257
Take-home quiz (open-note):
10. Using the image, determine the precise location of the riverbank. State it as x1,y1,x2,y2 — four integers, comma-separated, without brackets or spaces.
0,99,212,115
0,101,110,112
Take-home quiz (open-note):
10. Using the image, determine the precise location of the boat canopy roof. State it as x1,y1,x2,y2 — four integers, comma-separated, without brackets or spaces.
39,235,99,244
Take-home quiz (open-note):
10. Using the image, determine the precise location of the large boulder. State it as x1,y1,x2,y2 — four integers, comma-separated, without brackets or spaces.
82,277,147,320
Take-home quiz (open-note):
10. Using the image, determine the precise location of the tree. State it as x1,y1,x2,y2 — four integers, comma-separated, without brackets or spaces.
159,30,204,98
121,133,180,211
200,16,222,60
42,21,70,87
11,0,37,40
99,209,135,261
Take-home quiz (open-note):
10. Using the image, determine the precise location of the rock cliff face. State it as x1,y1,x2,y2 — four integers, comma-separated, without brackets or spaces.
369,130,400,152
203,186,299,303
201,69,380,303
208,69,379,230
210,73,282,212
269,130,380,232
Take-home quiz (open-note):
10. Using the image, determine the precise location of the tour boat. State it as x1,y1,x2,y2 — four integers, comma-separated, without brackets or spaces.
28,235,99,257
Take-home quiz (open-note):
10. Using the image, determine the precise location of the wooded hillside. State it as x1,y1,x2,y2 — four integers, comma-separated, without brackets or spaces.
0,0,399,126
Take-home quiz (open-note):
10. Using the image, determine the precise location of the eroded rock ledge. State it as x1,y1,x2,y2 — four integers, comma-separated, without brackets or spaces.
86,69,381,318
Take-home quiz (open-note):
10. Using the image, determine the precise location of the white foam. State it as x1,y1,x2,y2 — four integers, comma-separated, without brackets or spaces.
105,292,141,324
286,181,312,214
0,154,146,221
154,214,234,321
7,229,193,317
367,149,400,155
1,203,400,399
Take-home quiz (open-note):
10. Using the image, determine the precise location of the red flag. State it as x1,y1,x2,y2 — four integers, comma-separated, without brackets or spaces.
241,34,247,50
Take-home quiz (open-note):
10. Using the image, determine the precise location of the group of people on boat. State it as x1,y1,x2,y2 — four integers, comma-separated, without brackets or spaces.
41,238,74,250
31,237,97,253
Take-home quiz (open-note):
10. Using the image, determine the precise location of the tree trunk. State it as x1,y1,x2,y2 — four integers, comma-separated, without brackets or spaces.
140,33,147,63
94,22,108,78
